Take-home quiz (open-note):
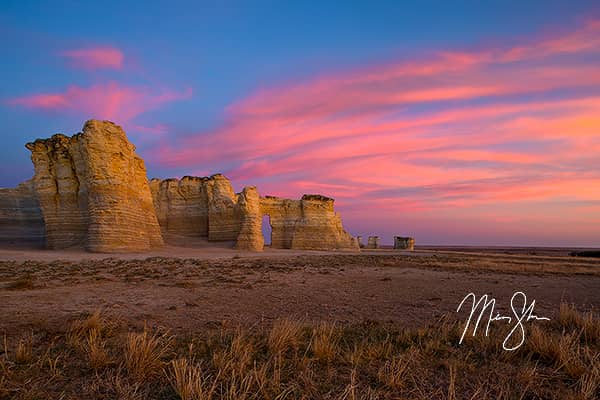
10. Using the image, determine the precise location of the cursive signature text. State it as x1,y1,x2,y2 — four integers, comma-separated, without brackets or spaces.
456,291,550,351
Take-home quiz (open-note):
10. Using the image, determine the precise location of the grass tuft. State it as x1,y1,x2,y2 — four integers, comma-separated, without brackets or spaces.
268,319,303,355
311,322,339,362
15,336,33,364
125,327,172,382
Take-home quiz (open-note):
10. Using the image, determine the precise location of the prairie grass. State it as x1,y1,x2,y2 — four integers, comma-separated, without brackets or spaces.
85,328,110,370
0,305,598,399
168,358,218,400
310,322,339,362
268,319,303,355
14,336,32,364
125,327,172,382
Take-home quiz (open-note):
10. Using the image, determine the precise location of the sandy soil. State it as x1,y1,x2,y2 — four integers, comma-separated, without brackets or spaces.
1,248,599,338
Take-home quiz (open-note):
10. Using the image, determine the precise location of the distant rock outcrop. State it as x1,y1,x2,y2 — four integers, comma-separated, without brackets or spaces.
260,195,358,250
0,180,45,247
1,119,358,252
25,120,163,252
366,236,380,249
394,236,415,250
150,178,357,251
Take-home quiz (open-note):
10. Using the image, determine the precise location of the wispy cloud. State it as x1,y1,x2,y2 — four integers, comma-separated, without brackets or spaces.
149,19,600,243
60,46,124,70
8,82,192,123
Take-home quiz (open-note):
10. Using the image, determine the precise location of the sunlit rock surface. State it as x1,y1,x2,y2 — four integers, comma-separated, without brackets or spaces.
25,120,163,252
1,120,358,252
260,194,358,250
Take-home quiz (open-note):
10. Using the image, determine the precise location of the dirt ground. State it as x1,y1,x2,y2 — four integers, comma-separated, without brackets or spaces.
1,248,599,337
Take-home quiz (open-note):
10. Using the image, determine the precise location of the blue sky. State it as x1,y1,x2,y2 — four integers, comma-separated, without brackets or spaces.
1,1,599,245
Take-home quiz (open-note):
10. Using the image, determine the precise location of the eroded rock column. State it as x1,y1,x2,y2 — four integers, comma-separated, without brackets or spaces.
26,120,163,252
235,186,264,251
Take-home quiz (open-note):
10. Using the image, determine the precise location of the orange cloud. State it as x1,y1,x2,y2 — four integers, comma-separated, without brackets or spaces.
60,46,124,70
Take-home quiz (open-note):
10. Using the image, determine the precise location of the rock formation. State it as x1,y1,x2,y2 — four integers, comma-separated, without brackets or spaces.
206,174,242,241
260,195,357,250
394,236,415,250
25,120,163,252
356,236,364,248
235,187,264,251
149,176,211,239
1,119,359,253
0,180,45,247
149,175,263,250
150,179,358,251
366,236,380,249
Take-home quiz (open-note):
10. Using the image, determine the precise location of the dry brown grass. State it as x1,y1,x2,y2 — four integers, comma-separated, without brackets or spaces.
85,328,110,370
310,322,339,362
268,319,303,355
376,348,415,389
67,309,114,348
14,336,32,364
559,302,600,342
578,358,600,400
168,358,218,400
125,327,172,382
0,305,598,399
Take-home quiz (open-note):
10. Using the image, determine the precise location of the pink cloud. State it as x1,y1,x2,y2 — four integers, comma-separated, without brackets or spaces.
147,19,600,244
8,82,192,123
60,46,124,70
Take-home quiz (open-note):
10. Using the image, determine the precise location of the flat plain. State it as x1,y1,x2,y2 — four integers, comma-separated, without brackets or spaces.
1,248,599,399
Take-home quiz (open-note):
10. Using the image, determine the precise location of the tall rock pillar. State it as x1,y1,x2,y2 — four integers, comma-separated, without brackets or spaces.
26,120,164,252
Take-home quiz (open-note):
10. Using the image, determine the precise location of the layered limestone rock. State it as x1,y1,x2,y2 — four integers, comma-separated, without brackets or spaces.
2,119,357,253
259,196,301,249
260,194,358,250
0,180,45,247
394,236,415,250
149,176,210,238
366,236,380,249
206,174,241,241
235,187,264,251
150,175,357,251
26,134,87,248
25,120,163,252
356,236,364,248
149,174,241,242
291,195,357,250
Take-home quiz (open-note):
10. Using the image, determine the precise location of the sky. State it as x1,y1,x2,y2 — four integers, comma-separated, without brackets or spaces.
1,0,600,247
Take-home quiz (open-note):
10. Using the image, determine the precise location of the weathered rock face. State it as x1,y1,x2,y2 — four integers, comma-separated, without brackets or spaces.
1,119,358,253
25,120,163,252
149,176,210,238
291,195,357,250
150,176,357,251
356,236,364,248
0,180,45,247
366,236,380,249
260,194,358,250
235,187,264,251
260,196,303,249
394,236,415,250
149,174,242,243
206,174,241,241
26,134,88,248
